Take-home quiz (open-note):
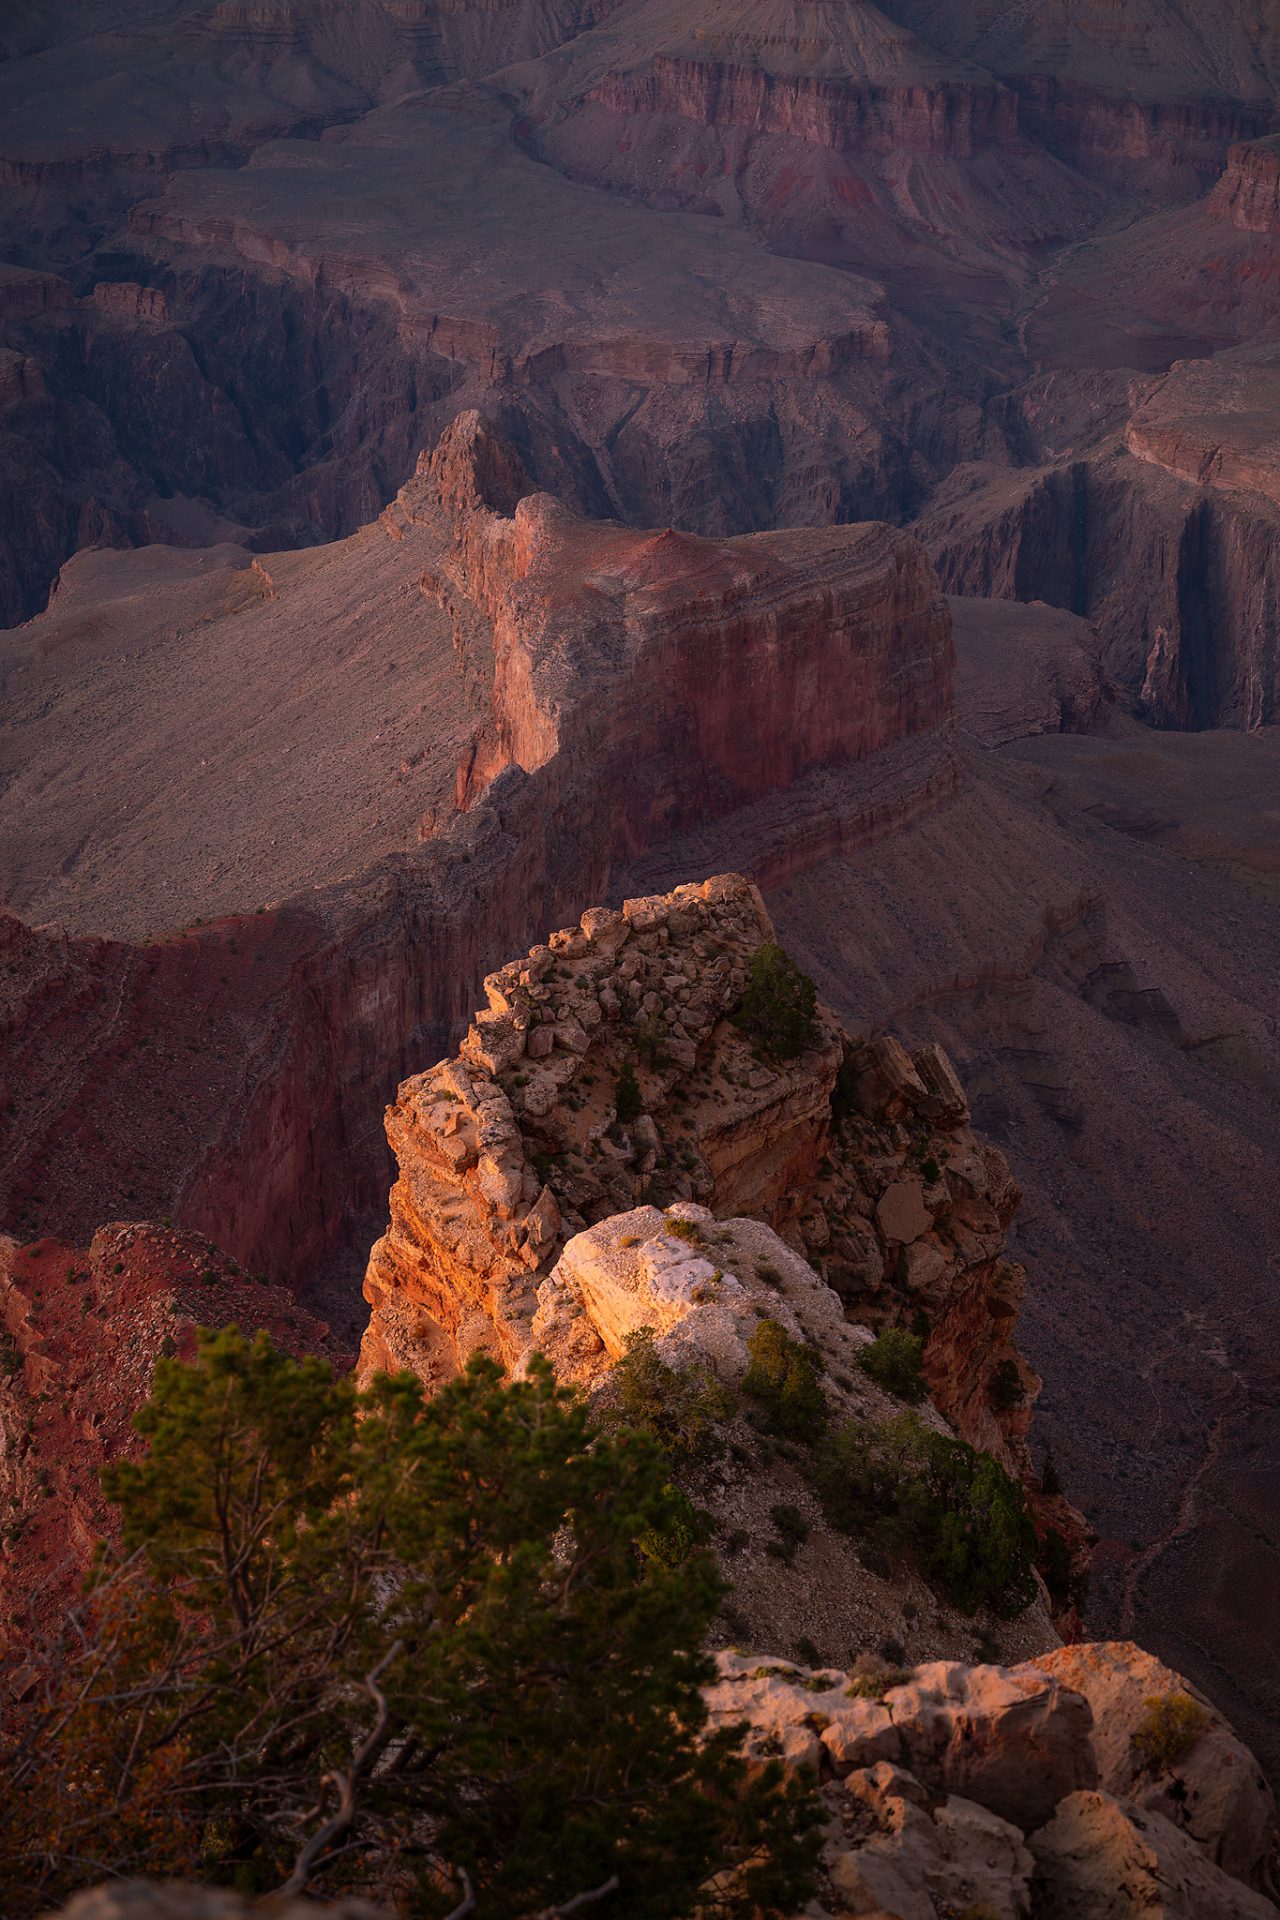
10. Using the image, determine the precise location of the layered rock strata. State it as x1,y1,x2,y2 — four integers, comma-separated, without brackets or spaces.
434,414,953,826
1212,134,1280,233
0,417,957,1297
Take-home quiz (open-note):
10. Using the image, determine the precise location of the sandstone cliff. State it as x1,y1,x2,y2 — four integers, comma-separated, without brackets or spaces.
360,873,1032,1462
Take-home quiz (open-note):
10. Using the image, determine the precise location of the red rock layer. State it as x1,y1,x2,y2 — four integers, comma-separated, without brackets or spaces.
1018,80,1272,184
590,55,1019,159
438,414,954,834
0,416,958,1296
0,1223,338,1651
1212,135,1280,233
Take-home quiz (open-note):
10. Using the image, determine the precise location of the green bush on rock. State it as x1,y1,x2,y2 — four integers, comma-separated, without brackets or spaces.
0,1328,821,1918
734,943,819,1061
743,1318,828,1440
857,1326,928,1404
813,1411,1039,1619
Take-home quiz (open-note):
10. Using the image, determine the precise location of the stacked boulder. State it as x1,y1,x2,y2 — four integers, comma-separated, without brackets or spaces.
706,1647,1278,1918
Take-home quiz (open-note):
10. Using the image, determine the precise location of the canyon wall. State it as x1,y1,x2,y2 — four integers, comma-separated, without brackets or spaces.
920,447,1280,731
0,418,956,1299
585,56,1021,159
1212,133,1280,232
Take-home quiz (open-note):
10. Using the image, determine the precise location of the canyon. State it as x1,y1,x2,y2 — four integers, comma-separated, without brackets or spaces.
1,0,1280,1872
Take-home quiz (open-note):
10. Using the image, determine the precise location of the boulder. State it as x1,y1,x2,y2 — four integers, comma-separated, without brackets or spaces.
1030,1791,1279,1920
1026,1642,1277,1888
875,1178,932,1245
880,1660,1096,1830
832,1762,1034,1920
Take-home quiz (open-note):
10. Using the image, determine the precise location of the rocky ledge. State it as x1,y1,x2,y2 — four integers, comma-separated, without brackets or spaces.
709,1640,1278,1916
1212,134,1280,234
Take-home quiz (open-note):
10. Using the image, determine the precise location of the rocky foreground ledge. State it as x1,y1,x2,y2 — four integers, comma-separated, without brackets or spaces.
37,1638,1279,1917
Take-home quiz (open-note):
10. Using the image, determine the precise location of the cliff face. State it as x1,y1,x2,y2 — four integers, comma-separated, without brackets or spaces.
919,433,1280,732
1213,134,1280,233
512,3,1098,269
587,53,1020,160
359,870,1100,1665
433,414,953,830
0,417,957,1299
360,873,1045,1491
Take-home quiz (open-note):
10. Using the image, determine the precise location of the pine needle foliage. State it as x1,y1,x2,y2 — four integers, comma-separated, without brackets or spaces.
0,1328,821,1919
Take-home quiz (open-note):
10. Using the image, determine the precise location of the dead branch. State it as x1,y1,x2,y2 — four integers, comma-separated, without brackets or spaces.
274,1638,404,1897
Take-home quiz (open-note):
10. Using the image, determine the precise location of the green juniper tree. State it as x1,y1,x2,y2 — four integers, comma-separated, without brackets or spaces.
0,1329,821,1919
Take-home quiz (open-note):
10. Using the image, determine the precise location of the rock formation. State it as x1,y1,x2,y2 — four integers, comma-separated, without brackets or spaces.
1212,134,1280,232
30,1636,1280,1917
707,1645,1279,1916
361,873,1035,1467
357,870,1098,1665
3,0,1280,1823
0,416,952,1280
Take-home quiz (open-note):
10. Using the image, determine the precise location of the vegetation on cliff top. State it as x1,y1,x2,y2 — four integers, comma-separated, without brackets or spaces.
733,943,819,1061
0,1329,821,1918
814,1412,1040,1620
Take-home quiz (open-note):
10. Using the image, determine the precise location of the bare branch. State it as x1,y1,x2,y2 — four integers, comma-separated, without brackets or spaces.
526,1874,622,1919
443,1868,476,1920
274,1639,404,1897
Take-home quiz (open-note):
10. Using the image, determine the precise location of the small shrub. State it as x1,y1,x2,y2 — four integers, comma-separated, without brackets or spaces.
615,1061,644,1123
793,1636,822,1669
766,1503,810,1566
734,944,819,1061
857,1328,927,1405
990,1358,1025,1411
666,1216,707,1248
743,1319,827,1441
1132,1692,1210,1771
607,1328,735,1470
921,1155,941,1185
635,1015,669,1070
813,1413,1038,1619
1041,1448,1062,1498
845,1653,914,1700
1039,1527,1088,1610
637,1484,712,1569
